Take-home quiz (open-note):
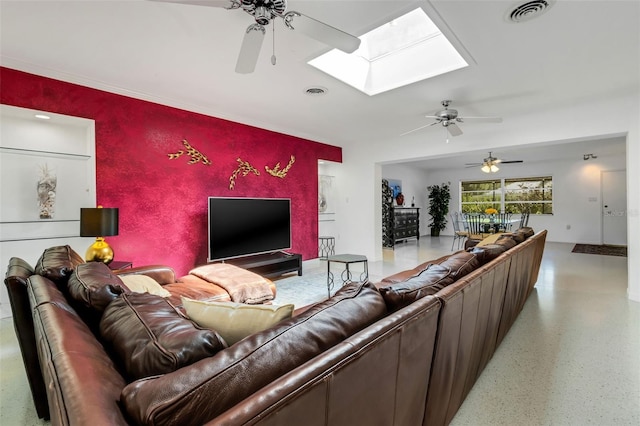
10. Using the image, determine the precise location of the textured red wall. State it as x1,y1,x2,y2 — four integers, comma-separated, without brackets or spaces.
1,67,342,275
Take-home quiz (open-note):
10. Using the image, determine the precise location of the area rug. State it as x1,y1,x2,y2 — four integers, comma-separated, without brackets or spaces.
571,244,627,257
271,269,329,309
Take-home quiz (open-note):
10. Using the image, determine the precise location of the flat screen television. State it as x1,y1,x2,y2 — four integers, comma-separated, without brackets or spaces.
208,197,292,262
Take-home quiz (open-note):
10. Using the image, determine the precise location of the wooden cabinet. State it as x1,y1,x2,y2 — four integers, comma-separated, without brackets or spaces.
393,208,420,242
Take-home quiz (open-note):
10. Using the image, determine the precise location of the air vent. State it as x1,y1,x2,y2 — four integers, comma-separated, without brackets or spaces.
507,0,553,23
305,86,328,96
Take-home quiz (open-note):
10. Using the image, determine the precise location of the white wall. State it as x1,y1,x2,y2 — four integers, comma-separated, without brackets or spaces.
318,161,342,253
335,92,640,302
0,105,96,318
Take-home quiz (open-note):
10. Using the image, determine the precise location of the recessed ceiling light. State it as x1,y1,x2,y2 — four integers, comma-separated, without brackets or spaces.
34,114,51,120
308,7,468,96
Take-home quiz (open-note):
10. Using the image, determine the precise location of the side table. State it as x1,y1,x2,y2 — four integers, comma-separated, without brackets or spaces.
326,254,368,298
318,236,336,259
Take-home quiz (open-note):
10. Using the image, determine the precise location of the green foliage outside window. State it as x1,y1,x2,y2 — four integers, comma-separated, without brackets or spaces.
461,177,553,214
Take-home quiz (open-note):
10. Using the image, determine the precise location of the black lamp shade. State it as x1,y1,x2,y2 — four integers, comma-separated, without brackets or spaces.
80,208,119,237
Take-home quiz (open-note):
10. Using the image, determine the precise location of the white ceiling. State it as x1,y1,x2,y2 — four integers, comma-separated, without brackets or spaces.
1,0,638,168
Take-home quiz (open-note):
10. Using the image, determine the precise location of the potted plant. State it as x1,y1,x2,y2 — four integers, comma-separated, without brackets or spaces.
427,182,451,237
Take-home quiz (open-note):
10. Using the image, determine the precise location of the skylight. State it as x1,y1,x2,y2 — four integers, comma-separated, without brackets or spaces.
308,8,468,96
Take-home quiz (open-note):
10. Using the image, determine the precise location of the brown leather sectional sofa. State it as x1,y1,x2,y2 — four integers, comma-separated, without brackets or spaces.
4,228,546,426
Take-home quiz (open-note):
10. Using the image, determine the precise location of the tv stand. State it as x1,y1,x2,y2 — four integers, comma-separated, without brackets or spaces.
226,252,302,278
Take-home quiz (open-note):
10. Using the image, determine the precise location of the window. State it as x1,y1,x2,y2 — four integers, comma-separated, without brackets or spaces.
461,176,553,214
504,177,553,214
460,179,501,213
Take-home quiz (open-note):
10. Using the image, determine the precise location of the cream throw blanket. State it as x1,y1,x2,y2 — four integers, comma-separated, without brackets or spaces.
189,263,274,304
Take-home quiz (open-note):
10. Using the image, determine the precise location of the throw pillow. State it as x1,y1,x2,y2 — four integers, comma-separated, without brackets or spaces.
120,274,172,298
182,297,294,345
100,292,227,381
35,245,85,284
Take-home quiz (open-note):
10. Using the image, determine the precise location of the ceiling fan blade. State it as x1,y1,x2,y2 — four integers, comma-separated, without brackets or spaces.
465,163,483,167
446,122,463,137
400,121,439,137
459,116,503,123
235,24,265,74
148,0,233,8
283,11,360,53
500,160,524,164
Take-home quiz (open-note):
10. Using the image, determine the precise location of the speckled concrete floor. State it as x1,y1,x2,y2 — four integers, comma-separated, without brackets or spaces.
0,239,636,425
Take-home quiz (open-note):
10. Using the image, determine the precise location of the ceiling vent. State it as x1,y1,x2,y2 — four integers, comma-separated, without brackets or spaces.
305,86,328,96
507,0,554,23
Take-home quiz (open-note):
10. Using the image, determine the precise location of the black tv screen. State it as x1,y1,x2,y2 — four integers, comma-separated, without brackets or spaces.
208,197,292,262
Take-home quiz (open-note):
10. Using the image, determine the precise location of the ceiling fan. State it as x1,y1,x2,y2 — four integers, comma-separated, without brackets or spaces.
401,100,503,138
151,0,361,74
465,152,523,173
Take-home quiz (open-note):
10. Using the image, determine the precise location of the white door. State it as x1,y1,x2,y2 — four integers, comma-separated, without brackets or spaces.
602,170,627,245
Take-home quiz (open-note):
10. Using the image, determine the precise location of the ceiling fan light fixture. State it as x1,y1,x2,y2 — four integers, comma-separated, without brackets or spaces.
481,162,499,173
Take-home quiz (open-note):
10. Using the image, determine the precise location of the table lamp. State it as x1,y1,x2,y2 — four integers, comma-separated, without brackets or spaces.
80,207,119,264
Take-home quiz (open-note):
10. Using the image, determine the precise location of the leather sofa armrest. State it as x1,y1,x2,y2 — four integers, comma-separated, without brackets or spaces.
114,265,176,285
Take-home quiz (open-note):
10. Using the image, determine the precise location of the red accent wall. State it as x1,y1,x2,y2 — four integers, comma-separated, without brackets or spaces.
1,67,342,275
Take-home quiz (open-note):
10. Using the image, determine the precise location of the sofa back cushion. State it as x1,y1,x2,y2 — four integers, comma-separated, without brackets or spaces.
468,244,508,264
100,292,227,381
66,262,126,314
121,280,387,426
518,226,535,238
380,254,451,284
378,264,454,312
35,245,85,284
438,251,480,280
497,232,525,245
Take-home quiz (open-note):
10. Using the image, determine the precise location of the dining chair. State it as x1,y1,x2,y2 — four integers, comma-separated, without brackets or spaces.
450,212,469,250
465,213,490,240
519,212,530,228
496,212,513,232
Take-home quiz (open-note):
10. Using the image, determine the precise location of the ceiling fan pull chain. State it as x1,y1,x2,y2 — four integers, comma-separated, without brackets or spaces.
271,21,277,65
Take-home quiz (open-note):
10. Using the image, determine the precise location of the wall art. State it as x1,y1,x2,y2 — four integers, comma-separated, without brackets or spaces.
167,139,211,165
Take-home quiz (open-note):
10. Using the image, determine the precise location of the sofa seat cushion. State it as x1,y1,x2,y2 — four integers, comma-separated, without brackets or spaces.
182,297,295,345
35,245,85,284
378,264,454,311
164,275,233,308
120,281,388,426
100,292,227,381
67,262,126,314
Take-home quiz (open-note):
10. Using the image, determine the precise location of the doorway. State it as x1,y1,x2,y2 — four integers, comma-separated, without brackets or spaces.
601,170,627,245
